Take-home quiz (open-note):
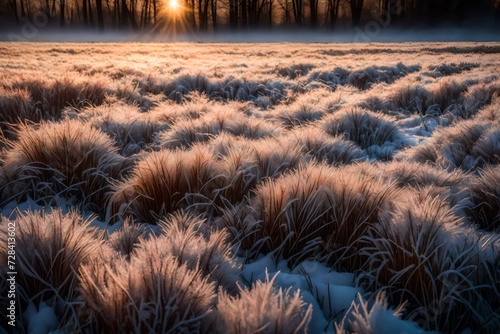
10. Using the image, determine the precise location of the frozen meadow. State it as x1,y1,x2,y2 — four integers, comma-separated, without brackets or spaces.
0,42,499,333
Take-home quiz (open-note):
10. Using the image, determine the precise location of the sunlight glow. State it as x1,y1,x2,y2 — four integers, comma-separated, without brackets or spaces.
168,0,180,11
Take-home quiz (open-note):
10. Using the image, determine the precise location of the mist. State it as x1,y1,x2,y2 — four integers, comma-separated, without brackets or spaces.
1,26,499,43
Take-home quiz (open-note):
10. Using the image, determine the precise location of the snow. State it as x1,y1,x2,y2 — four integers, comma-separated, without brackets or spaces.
23,302,59,334
240,252,276,284
241,256,363,333
238,254,437,333
360,300,433,334
0,196,127,235
292,260,355,287
0,196,73,219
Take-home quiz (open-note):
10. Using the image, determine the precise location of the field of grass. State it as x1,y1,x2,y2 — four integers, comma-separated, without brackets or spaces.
0,42,499,333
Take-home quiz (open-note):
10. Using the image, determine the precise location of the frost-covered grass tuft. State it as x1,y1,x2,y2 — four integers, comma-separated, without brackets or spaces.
288,126,367,165
322,108,405,159
78,240,215,333
360,193,495,332
0,210,102,328
383,78,495,119
466,165,500,231
0,120,127,217
108,219,150,256
210,134,304,204
213,274,312,334
109,145,221,223
154,211,242,292
274,63,315,79
12,76,108,119
380,160,470,214
308,63,420,91
78,103,167,156
385,84,434,115
346,63,421,90
0,87,40,140
424,62,479,78
161,107,278,149
241,164,396,268
396,119,500,171
462,80,500,117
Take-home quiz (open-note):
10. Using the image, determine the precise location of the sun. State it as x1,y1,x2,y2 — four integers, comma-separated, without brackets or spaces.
168,0,180,11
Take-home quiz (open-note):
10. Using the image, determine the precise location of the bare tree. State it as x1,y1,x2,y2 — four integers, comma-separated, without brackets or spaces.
248,0,269,26
326,0,341,29
59,0,65,26
267,0,275,26
228,0,238,29
7,0,19,23
210,0,217,29
349,0,363,26
277,0,292,24
309,0,319,27
292,0,302,25
83,0,89,26
96,0,105,30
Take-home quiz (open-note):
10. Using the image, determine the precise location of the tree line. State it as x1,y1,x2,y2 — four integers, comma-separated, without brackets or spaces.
1,0,499,32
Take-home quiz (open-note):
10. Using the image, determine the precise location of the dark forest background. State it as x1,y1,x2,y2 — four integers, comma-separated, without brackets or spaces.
1,0,499,33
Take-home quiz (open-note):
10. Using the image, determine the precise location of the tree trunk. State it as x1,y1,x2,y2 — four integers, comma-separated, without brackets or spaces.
88,0,95,27
203,0,210,30
350,0,364,27
211,0,217,30
242,0,248,29
59,0,65,27
152,0,157,24
229,0,238,29
83,0,89,27
141,0,148,28
127,0,139,30
107,0,116,28
310,0,318,27
121,0,129,28
8,0,19,24
187,0,196,29
268,0,274,26
96,0,104,31
292,0,302,25
327,0,340,30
